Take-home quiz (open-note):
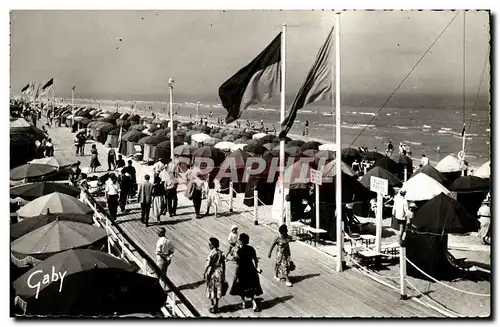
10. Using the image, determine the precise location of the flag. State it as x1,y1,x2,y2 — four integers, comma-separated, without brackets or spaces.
27,82,35,96
34,84,40,100
41,78,54,95
279,27,334,139
461,124,466,137
219,33,281,124
21,84,30,94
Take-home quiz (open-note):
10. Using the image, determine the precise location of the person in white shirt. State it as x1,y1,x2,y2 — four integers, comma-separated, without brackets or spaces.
153,159,165,179
107,144,116,171
392,189,410,244
420,154,429,167
477,200,491,245
105,174,120,221
156,227,175,289
226,225,239,261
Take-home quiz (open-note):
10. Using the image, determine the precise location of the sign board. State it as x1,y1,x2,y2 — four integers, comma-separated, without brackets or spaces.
370,176,389,196
310,169,323,185
134,145,142,153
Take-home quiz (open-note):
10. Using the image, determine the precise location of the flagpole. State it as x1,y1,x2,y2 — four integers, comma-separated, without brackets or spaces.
168,78,175,164
335,12,345,272
279,23,287,227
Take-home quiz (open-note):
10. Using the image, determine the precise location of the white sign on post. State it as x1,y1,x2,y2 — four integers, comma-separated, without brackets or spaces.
310,169,322,185
370,176,389,196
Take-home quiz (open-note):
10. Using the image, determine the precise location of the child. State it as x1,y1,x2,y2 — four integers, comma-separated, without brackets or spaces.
226,225,239,261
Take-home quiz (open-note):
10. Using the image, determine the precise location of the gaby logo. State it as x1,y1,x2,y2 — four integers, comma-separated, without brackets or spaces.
27,267,67,299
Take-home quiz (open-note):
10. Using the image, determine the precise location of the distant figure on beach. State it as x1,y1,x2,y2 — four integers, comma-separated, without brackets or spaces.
303,121,309,136
90,144,101,173
436,146,441,153
386,141,394,155
204,116,208,126
203,237,226,314
209,111,213,117
137,174,153,227
271,124,276,135
237,121,241,129
268,224,294,287
420,154,429,167
189,113,192,121
156,227,175,289
246,120,251,128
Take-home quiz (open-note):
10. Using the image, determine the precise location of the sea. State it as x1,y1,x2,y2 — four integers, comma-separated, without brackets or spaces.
66,97,491,169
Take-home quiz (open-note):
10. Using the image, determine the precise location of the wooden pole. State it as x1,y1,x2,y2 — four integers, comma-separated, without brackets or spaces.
229,181,234,212
279,23,287,227
315,183,320,244
375,192,383,253
399,246,407,299
253,188,258,225
404,167,407,182
335,12,344,272
169,78,175,164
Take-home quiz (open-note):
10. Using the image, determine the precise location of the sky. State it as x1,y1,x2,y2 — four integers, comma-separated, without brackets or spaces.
10,10,490,106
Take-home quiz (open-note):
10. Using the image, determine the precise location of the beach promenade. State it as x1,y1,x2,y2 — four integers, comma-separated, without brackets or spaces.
47,121,443,318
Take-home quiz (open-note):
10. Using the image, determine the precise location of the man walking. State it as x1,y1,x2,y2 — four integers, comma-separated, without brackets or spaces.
163,165,178,217
156,227,175,290
137,174,153,227
393,189,410,244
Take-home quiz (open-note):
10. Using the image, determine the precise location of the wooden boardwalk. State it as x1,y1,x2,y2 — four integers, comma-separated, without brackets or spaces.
47,122,443,318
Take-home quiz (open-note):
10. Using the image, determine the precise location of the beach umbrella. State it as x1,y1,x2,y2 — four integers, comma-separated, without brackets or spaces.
260,134,278,143
73,116,90,125
283,160,312,189
10,213,94,240
234,137,251,144
10,164,57,181
284,146,303,157
204,137,222,147
173,144,197,156
230,144,247,152
319,172,376,203
261,142,276,151
191,133,212,143
214,141,235,150
412,193,479,234
222,134,237,142
411,165,447,185
322,159,356,177
374,156,401,175
400,173,450,201
263,149,280,158
286,140,306,147
212,132,224,139
315,150,336,161
301,141,322,151
435,155,462,173
252,132,268,140
10,182,80,201
473,160,490,178
223,149,249,169
362,151,386,161
17,192,93,218
449,176,490,193
192,146,225,166
29,157,77,169
244,144,266,155
13,250,167,316
318,143,336,151
130,124,146,131
244,139,261,147
394,153,413,167
360,166,403,189
302,149,319,157
11,220,107,261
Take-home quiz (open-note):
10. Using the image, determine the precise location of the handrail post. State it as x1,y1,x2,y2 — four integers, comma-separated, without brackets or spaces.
253,187,258,225
142,258,148,275
400,246,408,299
229,181,234,212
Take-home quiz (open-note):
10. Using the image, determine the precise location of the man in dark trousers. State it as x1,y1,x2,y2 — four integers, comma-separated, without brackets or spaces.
122,160,137,196
162,160,178,217
137,174,153,227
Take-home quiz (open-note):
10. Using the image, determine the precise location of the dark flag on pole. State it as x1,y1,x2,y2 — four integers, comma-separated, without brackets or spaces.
21,84,30,94
41,78,54,94
279,27,334,139
461,124,466,137
219,33,281,124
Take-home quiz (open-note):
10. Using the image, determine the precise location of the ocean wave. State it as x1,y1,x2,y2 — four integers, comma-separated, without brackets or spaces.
392,125,409,130
247,107,278,112
298,109,315,114
422,125,432,128
440,127,453,131
403,140,422,146
351,111,377,116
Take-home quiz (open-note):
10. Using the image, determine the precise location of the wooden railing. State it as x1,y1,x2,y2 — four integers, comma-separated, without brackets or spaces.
82,190,200,318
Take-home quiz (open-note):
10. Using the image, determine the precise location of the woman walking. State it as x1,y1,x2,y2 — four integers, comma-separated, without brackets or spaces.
105,174,120,221
205,176,221,218
268,224,294,287
90,144,101,173
203,237,226,314
229,233,263,312
151,176,166,224
186,167,205,219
